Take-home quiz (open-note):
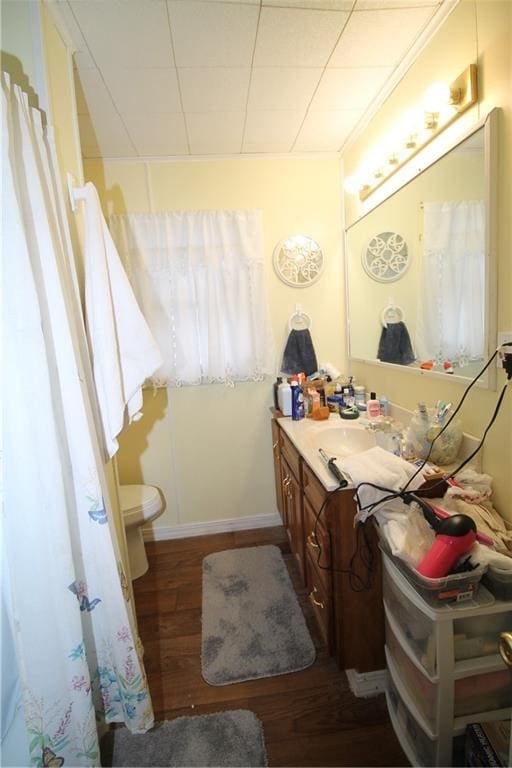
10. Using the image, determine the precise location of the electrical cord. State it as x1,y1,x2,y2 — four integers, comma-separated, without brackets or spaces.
353,350,510,522
312,484,376,591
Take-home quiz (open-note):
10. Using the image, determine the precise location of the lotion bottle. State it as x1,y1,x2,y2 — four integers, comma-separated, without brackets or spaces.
367,391,381,420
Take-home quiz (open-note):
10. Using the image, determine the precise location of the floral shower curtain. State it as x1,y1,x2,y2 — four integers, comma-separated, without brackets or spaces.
2,74,153,767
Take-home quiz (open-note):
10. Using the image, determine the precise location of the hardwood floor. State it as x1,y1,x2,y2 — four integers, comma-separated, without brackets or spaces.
134,526,408,767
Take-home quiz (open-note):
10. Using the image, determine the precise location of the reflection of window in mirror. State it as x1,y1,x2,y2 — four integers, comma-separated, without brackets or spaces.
345,112,497,387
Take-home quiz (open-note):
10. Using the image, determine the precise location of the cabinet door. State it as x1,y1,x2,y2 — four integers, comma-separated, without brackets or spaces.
287,469,306,586
271,420,284,522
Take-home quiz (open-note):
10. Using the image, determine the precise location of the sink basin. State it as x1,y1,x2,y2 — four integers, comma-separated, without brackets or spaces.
310,425,377,457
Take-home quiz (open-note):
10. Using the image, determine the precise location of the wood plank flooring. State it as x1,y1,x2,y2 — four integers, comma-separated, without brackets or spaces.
134,526,408,767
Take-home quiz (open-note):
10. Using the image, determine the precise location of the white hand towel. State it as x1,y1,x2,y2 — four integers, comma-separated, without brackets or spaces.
83,183,162,458
337,446,426,522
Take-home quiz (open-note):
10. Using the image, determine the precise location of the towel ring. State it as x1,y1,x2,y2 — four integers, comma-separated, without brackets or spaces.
380,302,405,328
288,304,312,331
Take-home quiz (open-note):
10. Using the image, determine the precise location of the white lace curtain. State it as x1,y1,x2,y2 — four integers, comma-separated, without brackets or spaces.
109,210,276,386
415,200,485,365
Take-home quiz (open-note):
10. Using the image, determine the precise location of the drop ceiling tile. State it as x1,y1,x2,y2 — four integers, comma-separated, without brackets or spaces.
186,112,245,154
123,113,189,156
356,0,438,8
244,111,305,144
56,1,95,69
78,113,136,158
311,66,393,110
294,109,362,151
168,1,259,67
254,7,349,67
74,69,115,116
242,142,294,153
329,6,436,68
179,68,250,112
263,0,353,8
103,68,181,114
248,68,322,111
69,0,173,69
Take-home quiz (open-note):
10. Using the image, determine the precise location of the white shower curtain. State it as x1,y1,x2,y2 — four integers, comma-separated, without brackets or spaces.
2,74,153,766
415,200,485,365
109,210,276,387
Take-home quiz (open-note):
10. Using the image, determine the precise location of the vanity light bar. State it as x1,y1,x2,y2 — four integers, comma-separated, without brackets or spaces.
357,64,478,202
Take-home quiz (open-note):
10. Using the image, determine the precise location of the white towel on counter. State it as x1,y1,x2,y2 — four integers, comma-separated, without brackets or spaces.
83,182,162,458
337,446,426,522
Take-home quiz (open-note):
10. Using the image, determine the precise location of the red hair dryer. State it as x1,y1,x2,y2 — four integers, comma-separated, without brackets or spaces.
417,514,477,579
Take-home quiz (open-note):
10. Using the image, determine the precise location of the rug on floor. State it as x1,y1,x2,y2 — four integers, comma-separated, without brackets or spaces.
201,544,315,685
100,709,268,767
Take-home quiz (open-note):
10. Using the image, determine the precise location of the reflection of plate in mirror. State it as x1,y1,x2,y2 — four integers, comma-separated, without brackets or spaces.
273,235,324,287
363,232,409,282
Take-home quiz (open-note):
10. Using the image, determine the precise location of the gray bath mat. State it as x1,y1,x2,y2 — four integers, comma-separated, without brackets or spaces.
202,544,315,685
101,709,268,767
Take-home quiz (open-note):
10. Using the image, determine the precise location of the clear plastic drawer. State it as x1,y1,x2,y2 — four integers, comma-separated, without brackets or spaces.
383,563,437,676
453,612,512,662
387,672,438,767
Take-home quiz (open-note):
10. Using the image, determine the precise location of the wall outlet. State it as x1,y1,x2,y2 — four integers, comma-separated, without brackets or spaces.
497,331,512,374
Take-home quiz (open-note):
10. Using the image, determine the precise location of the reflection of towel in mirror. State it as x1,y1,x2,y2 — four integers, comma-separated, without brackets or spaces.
281,329,318,376
377,321,415,365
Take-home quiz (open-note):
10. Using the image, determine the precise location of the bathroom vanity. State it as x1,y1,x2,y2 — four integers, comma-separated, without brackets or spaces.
271,413,385,674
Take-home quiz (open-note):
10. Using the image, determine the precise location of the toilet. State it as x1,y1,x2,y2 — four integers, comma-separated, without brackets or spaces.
119,484,164,579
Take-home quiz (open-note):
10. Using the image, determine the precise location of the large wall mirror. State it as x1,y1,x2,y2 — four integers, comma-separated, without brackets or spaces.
345,109,497,388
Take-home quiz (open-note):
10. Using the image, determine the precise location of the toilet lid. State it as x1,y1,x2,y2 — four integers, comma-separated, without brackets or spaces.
119,484,162,525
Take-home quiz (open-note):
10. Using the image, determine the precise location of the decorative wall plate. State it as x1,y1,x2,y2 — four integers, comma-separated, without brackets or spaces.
273,235,324,288
362,231,410,282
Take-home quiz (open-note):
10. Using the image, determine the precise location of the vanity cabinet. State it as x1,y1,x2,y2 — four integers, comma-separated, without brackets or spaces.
270,415,385,674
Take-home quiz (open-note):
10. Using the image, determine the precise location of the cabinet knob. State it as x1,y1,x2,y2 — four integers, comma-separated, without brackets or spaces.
500,631,512,668
307,533,319,549
309,587,324,609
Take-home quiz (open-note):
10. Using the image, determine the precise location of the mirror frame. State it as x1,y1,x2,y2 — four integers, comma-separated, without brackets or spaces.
344,108,498,390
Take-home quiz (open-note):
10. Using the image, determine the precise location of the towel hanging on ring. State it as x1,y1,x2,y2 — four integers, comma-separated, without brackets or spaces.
281,329,318,376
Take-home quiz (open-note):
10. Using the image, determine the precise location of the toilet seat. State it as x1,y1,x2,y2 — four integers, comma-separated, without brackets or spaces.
119,484,162,527
119,484,163,580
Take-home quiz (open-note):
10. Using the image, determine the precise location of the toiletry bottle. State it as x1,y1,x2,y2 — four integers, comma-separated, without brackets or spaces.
278,379,292,416
273,376,283,410
354,385,366,411
367,392,381,420
291,376,303,421
379,395,389,417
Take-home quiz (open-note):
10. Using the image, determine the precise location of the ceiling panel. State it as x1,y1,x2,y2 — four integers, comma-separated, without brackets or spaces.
248,67,322,111
263,0,353,8
355,0,439,8
244,111,304,145
168,1,259,67
103,68,182,114
123,113,189,156
69,0,173,69
78,113,136,158
329,6,436,67
311,66,393,110
61,0,451,158
254,7,349,67
179,68,251,113
186,112,245,154
294,109,362,151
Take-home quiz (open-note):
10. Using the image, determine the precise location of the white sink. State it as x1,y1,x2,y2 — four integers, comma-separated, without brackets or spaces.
309,424,377,457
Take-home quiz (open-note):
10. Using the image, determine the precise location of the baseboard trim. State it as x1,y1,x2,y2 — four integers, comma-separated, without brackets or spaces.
142,512,282,542
345,668,388,698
